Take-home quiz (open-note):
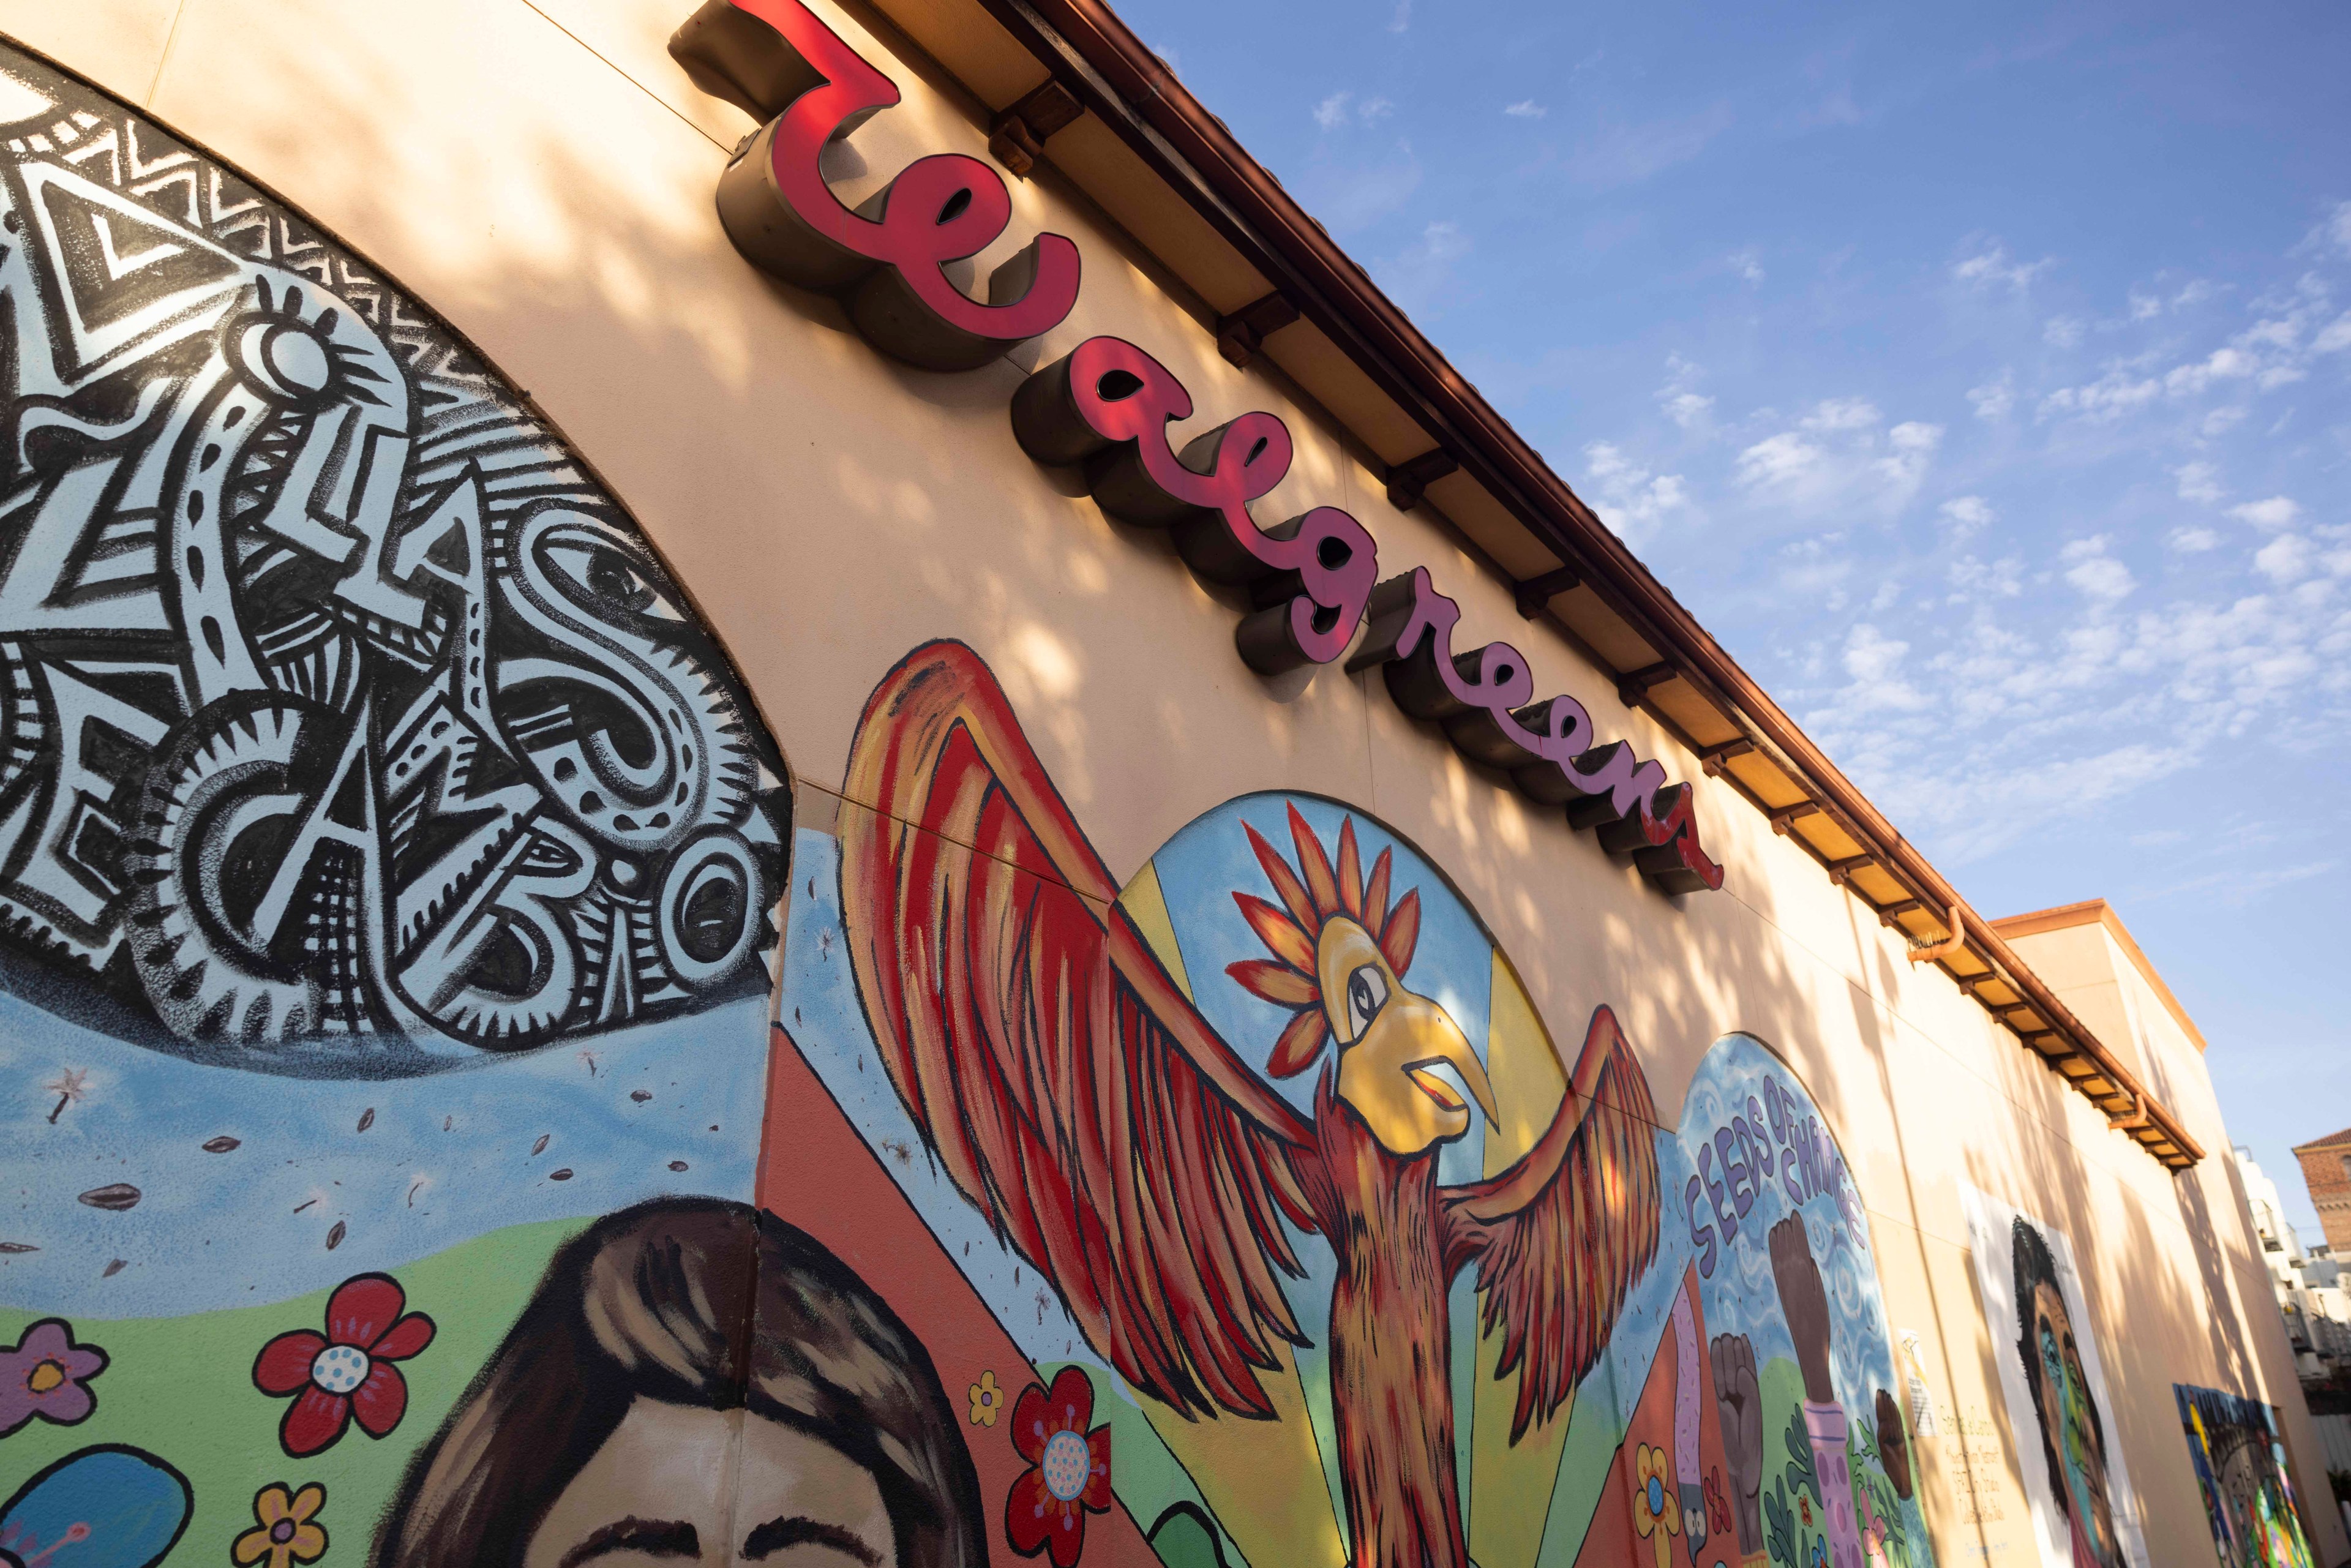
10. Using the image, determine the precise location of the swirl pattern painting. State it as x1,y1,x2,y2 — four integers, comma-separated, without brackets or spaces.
0,49,787,1075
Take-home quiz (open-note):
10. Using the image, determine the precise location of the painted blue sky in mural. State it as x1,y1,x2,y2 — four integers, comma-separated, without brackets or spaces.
1114,0,2351,1229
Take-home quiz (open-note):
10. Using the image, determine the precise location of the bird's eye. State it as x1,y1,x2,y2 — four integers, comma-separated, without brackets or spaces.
1343,964,1389,1042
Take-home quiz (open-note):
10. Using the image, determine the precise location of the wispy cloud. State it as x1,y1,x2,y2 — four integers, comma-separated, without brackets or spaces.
1968,371,2015,420
1504,100,1546,119
1374,219,1472,313
1567,105,1734,189
1729,247,1764,284
1953,242,2055,291
1388,0,1411,32
1582,443,1690,545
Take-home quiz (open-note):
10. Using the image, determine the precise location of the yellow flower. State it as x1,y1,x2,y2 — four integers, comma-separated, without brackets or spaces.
969,1368,1003,1427
233,1483,328,1568
1630,1444,1681,1568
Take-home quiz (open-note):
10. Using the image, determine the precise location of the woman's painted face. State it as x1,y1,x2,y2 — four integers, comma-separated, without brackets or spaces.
523,1398,895,1567
2031,1281,2117,1559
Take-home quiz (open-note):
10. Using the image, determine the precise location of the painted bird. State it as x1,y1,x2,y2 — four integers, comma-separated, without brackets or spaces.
838,641,1661,1568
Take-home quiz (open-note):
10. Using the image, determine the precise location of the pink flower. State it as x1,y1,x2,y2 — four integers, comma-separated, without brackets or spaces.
252,1274,435,1457
1005,1368,1112,1566
0,1319,107,1435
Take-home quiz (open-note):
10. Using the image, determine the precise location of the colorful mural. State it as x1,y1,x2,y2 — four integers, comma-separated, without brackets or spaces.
2175,1384,2315,1568
772,638,1933,1568
1960,1189,2148,1568
0,41,795,1568
0,46,787,1067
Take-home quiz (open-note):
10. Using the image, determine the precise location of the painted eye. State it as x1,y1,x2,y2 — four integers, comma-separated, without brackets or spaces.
1343,964,1388,1042
543,539,684,621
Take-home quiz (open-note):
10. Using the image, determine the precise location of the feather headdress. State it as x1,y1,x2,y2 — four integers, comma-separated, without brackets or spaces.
1226,804,1422,1078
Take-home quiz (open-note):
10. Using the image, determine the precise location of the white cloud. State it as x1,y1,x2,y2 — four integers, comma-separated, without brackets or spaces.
2172,279,2217,309
2169,526,2221,553
2061,536,2135,602
1953,243,2053,291
2254,534,2312,584
2044,315,2086,348
2229,496,2300,531
2164,345,2258,396
1359,97,1395,123
1730,248,1764,284
1663,391,1714,429
1388,0,1412,31
2173,462,2224,504
1802,397,1881,432
1313,92,1351,130
1968,371,2015,420
2037,370,2160,422
1834,624,1929,713
1504,100,1546,119
1582,443,1690,542
1940,496,1994,538
2201,407,2248,437
2315,312,2351,354
1736,432,1823,488
2320,200,2351,258
2128,292,2162,321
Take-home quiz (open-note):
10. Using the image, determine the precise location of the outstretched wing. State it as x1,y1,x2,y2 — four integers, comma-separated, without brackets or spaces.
1441,1005,1662,1441
838,640,1320,1420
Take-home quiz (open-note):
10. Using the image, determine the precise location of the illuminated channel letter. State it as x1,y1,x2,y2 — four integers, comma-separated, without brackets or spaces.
1011,336,1379,675
670,0,1081,369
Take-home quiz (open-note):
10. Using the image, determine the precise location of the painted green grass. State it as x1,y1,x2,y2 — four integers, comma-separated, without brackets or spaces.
1,1217,587,1562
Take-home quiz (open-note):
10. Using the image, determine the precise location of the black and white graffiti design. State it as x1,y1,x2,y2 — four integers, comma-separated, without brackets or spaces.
0,48,787,1073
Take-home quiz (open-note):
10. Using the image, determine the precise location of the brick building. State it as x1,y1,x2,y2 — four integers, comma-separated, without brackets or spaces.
2294,1125,2351,1256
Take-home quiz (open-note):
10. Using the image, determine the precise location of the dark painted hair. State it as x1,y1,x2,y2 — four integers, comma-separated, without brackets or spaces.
2011,1214,2105,1515
372,1196,984,1567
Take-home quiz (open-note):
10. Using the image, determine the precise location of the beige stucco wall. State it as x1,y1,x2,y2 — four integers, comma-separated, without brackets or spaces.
6,0,2332,1561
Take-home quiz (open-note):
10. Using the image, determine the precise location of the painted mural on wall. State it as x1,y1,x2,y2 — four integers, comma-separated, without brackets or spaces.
776,637,1933,1568
1960,1188,2148,1568
0,43,803,1568
2175,1384,2314,1568
0,45,786,1070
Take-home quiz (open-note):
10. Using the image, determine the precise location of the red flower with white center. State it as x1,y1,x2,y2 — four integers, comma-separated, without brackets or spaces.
1004,1367,1111,1566
252,1273,435,1457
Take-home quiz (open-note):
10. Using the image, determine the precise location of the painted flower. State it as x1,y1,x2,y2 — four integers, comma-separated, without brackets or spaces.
970,1370,1003,1427
252,1273,435,1457
1799,1493,1813,1528
232,1484,328,1568
0,1319,107,1436
1703,1466,1731,1534
1810,1536,1829,1568
1630,1443,1681,1568
1005,1367,1111,1566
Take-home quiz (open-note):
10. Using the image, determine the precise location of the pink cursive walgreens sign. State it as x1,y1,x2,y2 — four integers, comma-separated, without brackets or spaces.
669,0,1721,895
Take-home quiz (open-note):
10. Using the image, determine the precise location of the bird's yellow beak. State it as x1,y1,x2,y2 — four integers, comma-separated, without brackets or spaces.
1316,918,1496,1155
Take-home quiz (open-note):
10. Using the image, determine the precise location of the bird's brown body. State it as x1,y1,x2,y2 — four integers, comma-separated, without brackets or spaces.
1314,1068,1468,1568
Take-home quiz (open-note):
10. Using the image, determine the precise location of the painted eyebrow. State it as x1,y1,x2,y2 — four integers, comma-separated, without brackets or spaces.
741,1515,885,1565
557,1517,702,1568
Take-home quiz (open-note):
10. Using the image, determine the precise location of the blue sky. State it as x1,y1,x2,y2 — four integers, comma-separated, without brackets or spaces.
1117,0,2351,1232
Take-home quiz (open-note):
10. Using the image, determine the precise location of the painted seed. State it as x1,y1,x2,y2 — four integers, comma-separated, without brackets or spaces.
77,1184,141,1211
203,1136,241,1153
326,1221,347,1250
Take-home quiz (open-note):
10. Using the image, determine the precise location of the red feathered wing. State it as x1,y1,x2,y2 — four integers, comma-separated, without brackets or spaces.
1441,1005,1662,1441
838,640,1320,1420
